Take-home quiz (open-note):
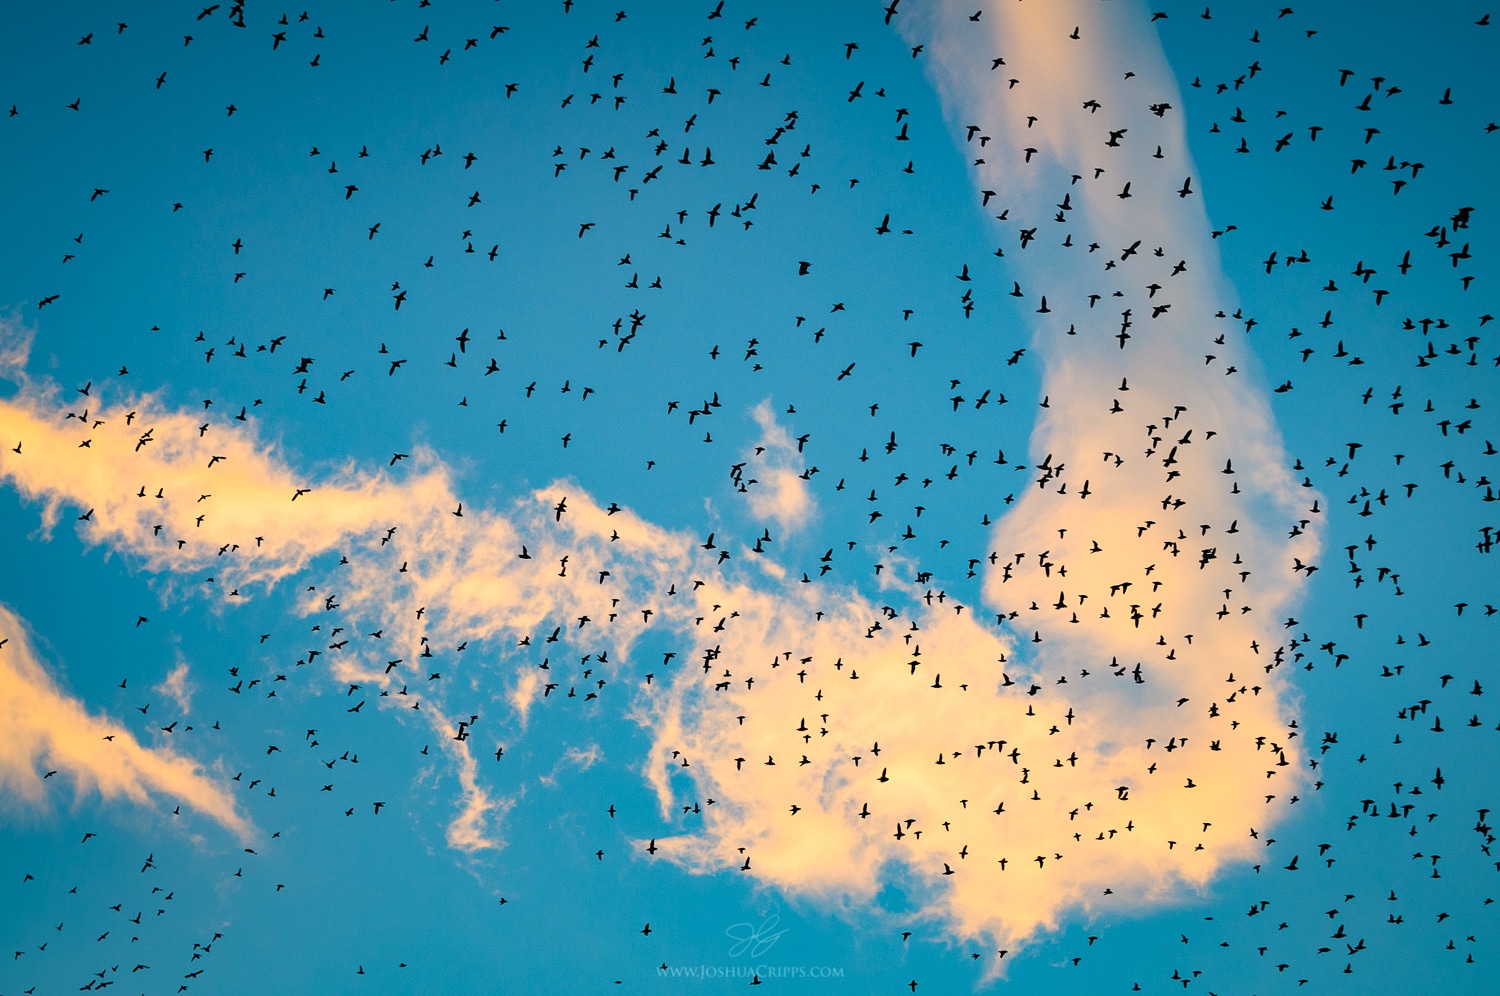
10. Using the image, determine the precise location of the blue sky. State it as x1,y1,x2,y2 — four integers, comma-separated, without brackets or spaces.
0,1,1497,993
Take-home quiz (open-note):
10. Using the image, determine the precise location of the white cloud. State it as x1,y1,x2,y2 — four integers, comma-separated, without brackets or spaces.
154,657,194,714
0,315,33,377
738,401,815,533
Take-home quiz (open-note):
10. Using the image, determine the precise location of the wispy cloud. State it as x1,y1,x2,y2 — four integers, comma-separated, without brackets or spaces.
443,725,509,853
507,670,544,730
737,401,815,533
154,657,195,715
540,744,602,787
0,602,251,840
0,315,32,378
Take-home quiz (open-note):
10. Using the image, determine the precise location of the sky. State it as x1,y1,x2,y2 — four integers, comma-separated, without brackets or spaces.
0,0,1496,993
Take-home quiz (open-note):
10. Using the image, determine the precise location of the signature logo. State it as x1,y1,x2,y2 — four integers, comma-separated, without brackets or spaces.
725,914,789,958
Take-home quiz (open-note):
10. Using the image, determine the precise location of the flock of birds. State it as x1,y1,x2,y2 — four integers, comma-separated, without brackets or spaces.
0,0,1497,992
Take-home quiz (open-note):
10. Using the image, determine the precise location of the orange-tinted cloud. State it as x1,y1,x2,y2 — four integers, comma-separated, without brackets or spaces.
0,603,252,840
1,16,1323,939
641,0,1322,962
0,379,695,851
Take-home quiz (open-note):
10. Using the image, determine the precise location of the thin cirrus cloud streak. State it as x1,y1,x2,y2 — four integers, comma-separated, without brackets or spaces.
0,602,252,841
